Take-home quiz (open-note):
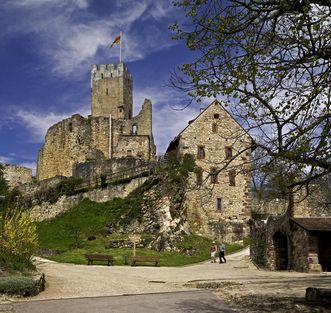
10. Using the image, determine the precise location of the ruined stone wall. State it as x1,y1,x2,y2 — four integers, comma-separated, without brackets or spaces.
91,63,133,119
3,164,32,189
113,136,151,160
73,157,150,184
252,188,331,218
30,177,147,221
37,114,110,181
176,101,252,242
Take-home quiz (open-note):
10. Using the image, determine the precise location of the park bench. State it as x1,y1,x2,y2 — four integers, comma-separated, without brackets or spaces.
85,254,113,266
131,255,160,267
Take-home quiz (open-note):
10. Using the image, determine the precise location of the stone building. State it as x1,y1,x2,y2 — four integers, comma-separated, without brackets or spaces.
250,188,331,272
37,63,156,181
166,100,253,242
2,164,32,189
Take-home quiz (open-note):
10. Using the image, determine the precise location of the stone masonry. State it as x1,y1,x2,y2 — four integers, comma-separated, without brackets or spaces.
2,164,32,189
167,100,252,242
37,63,156,181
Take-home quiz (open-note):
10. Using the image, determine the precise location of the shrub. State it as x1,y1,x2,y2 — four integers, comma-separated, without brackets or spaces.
0,276,35,296
0,210,38,269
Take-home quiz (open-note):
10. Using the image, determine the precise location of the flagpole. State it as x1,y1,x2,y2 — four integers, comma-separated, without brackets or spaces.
120,31,123,63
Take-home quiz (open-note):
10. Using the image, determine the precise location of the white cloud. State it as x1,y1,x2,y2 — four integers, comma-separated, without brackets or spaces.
134,86,201,154
1,0,179,77
0,156,14,164
14,106,90,143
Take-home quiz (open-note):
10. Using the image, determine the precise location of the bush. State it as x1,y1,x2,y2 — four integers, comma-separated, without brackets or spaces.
0,276,35,296
0,210,38,270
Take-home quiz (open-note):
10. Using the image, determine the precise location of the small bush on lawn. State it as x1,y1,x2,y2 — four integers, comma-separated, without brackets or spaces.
0,276,35,296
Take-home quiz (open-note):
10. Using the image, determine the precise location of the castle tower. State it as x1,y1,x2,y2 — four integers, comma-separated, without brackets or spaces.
91,63,133,119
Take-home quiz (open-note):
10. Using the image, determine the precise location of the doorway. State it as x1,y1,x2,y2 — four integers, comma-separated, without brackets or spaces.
274,232,288,270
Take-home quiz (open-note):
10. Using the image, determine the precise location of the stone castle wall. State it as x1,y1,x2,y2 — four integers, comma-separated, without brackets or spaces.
31,177,147,221
37,63,155,181
3,164,32,189
169,101,252,242
37,114,110,181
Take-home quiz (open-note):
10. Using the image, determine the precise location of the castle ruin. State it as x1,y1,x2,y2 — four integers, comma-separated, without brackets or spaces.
37,63,156,180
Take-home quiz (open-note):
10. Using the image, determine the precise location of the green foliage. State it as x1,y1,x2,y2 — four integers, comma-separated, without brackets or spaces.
170,0,331,187
0,276,35,295
35,177,84,204
0,209,38,270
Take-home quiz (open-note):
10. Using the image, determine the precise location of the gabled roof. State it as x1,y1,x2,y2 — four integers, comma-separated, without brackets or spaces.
290,217,331,232
166,100,252,153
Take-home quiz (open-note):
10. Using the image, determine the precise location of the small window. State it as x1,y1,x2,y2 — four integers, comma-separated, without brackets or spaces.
216,198,223,211
101,73,104,78
212,123,217,133
210,168,218,184
106,88,109,95
229,170,236,186
68,122,73,132
196,170,203,186
119,108,122,113
197,146,205,159
132,125,137,135
137,151,143,158
214,113,219,119
127,150,132,156
225,147,233,159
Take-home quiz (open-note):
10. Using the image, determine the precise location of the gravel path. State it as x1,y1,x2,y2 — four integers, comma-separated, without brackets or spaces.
26,248,328,301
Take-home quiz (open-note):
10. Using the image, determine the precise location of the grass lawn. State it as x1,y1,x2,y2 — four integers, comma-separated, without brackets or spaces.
36,198,249,266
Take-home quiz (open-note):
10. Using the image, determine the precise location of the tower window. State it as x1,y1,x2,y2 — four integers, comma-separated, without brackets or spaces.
101,73,104,79
225,147,233,159
132,125,137,135
196,170,203,186
216,198,223,211
210,168,218,184
212,123,217,133
229,170,236,186
197,146,205,159
68,122,73,132
106,88,109,95
214,113,219,119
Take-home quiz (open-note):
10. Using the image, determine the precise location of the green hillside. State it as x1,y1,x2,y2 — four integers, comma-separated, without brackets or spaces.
36,197,248,266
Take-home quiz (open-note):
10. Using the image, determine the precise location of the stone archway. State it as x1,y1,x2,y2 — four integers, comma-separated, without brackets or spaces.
273,232,288,270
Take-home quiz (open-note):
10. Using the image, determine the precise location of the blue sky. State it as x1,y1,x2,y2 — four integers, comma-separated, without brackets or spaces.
0,0,206,174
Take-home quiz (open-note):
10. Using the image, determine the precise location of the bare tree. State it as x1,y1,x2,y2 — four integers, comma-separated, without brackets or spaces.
170,0,331,189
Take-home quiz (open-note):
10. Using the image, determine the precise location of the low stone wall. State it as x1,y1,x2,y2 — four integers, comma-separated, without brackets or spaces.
3,164,32,189
31,177,147,221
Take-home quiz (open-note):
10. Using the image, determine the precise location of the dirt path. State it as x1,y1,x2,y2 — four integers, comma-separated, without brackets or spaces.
4,249,331,312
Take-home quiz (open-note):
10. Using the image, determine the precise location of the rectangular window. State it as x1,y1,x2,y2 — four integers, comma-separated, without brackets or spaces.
229,170,236,186
225,147,233,159
216,198,222,211
127,150,132,156
212,123,217,133
210,168,218,184
197,146,205,159
196,170,203,186
214,113,220,119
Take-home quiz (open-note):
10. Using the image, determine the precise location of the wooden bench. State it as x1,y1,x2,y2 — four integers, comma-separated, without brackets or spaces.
85,254,113,266
131,256,160,267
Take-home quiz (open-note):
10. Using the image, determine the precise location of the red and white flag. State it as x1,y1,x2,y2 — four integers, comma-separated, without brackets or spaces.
109,34,121,48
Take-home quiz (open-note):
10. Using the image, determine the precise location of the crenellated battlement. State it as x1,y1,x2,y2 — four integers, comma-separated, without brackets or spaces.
91,63,132,83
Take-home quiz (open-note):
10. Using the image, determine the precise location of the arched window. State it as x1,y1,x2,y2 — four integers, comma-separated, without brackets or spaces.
132,125,137,135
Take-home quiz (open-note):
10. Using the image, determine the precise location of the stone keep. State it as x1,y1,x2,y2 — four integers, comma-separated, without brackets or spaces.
167,100,252,242
37,63,156,181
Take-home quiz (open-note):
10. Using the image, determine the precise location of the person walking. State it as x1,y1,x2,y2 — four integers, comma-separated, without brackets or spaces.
210,241,218,263
219,242,226,263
